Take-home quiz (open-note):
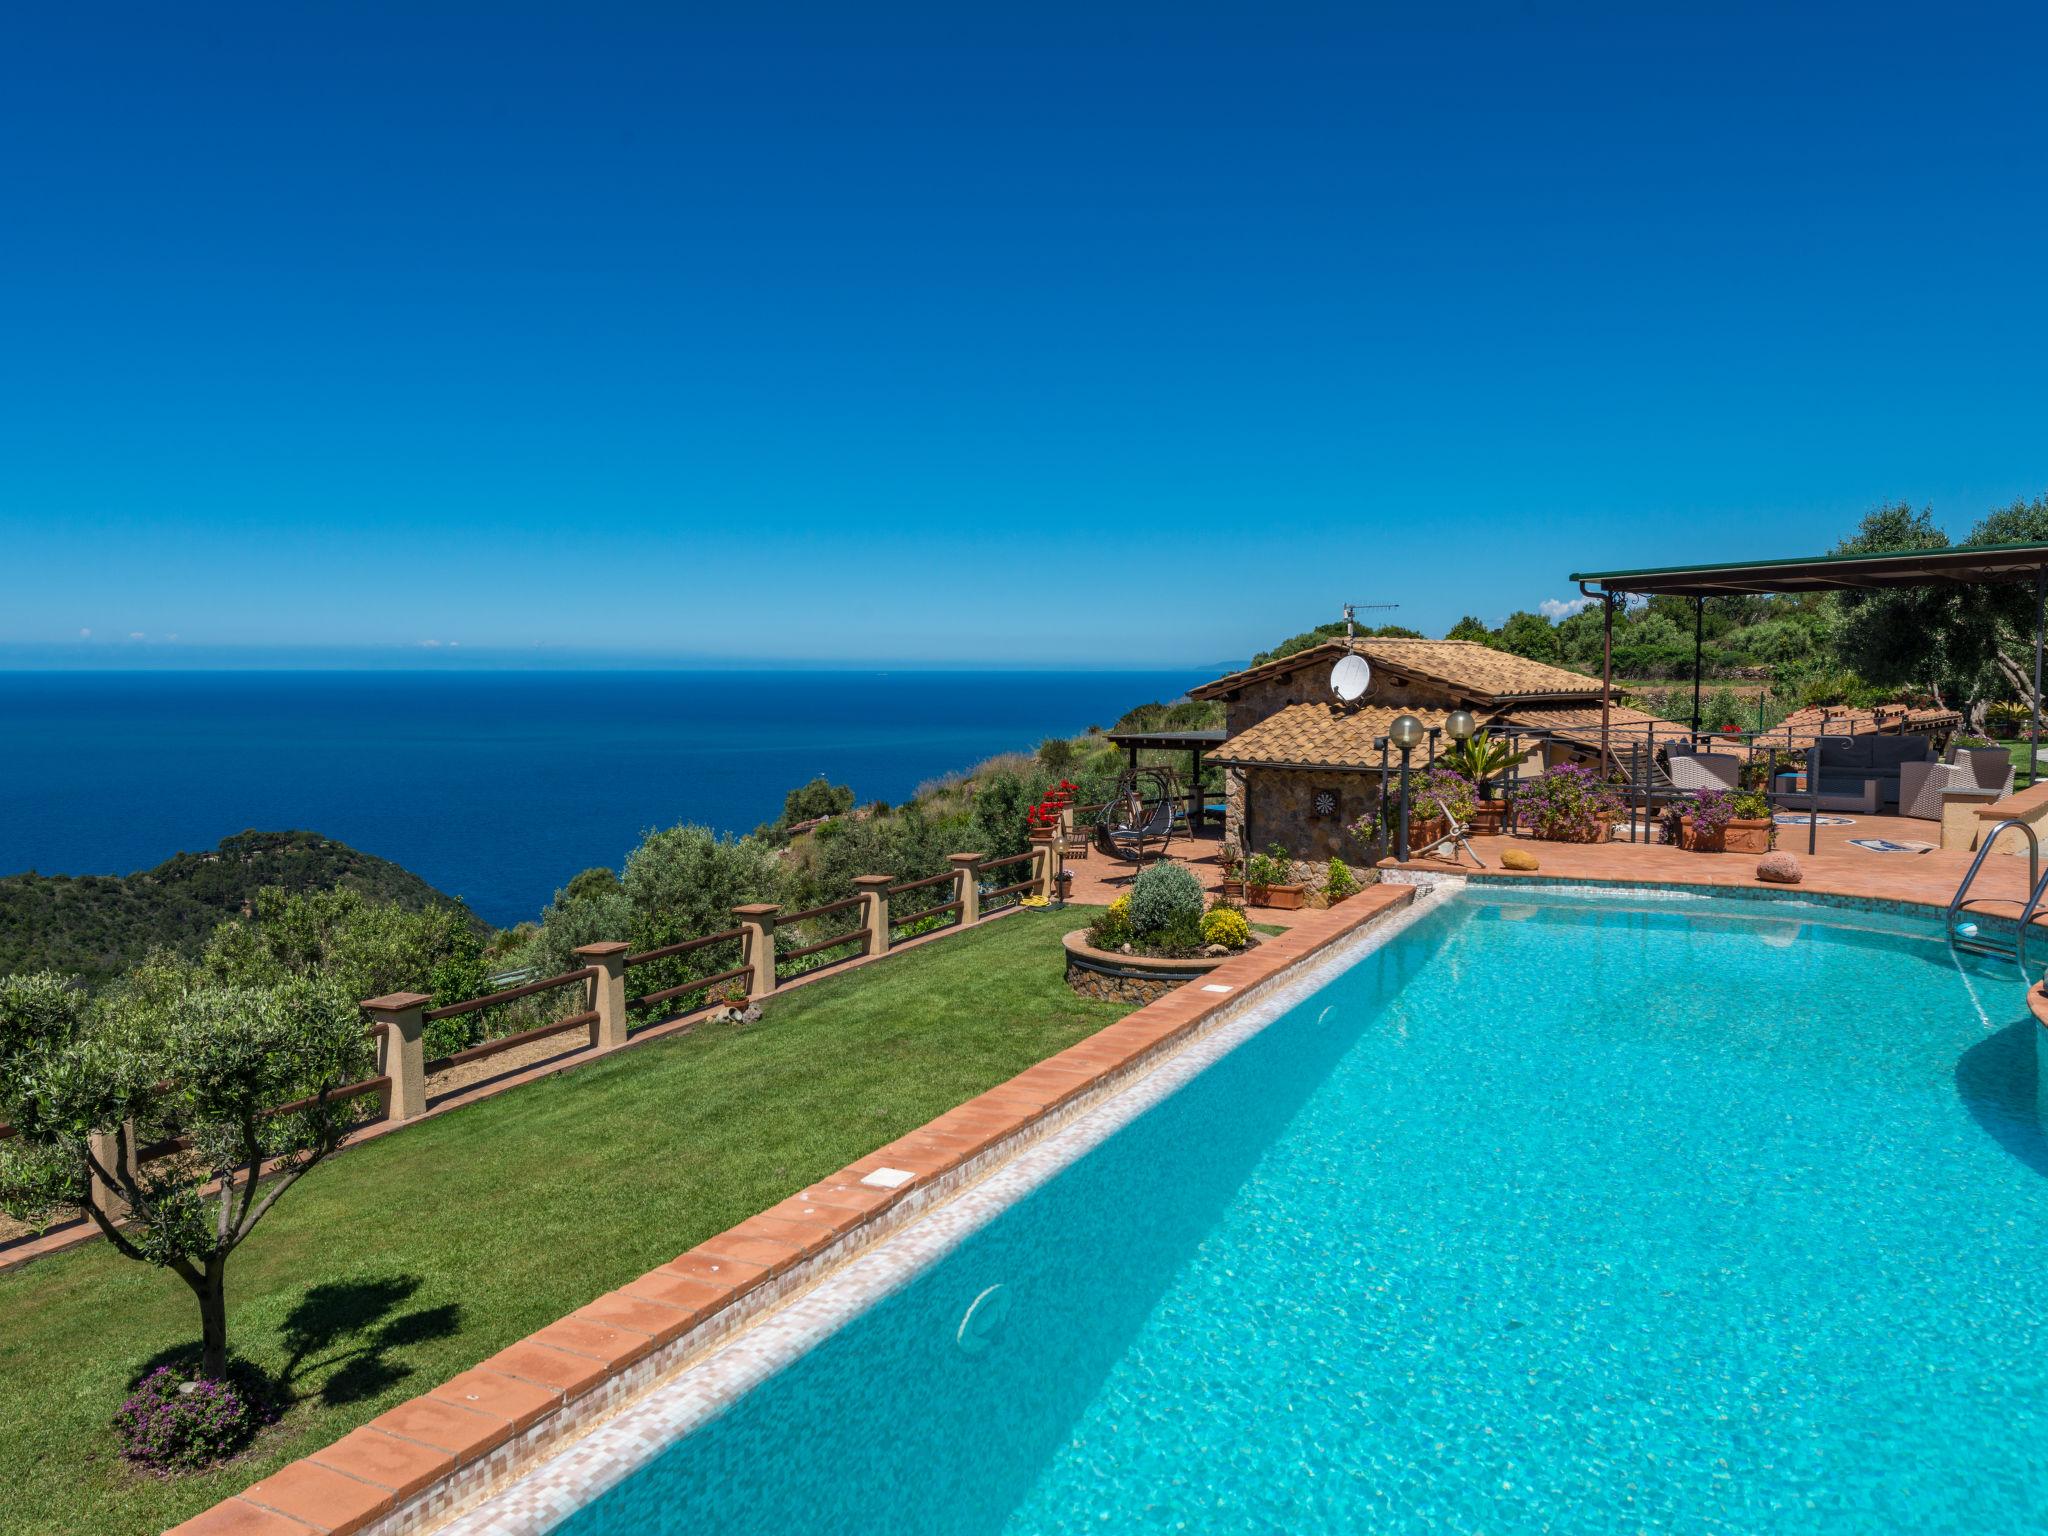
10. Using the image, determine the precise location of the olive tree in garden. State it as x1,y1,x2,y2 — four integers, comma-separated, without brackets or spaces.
0,972,373,1377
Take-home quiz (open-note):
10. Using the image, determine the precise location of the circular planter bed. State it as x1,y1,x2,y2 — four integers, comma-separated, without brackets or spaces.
1062,929,1265,1006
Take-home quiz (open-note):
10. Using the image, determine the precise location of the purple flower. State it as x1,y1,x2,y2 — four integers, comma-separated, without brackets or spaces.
112,1366,266,1472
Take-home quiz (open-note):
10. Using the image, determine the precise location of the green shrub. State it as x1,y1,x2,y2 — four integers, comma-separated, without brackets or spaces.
1987,701,2031,736
1324,861,1361,902
1246,845,1295,887
1702,686,1748,733
1152,911,1206,954
1087,903,1132,950
1129,863,1204,936
1201,908,1251,949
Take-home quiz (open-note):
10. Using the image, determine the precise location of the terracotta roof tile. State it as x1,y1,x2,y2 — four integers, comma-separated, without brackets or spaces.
1499,701,1667,748
1209,703,1457,769
1190,639,1604,704
1765,703,1962,747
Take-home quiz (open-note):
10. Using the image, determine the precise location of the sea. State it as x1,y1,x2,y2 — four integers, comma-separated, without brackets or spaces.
0,669,1206,927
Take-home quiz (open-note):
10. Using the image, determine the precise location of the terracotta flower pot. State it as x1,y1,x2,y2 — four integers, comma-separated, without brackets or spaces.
1680,816,1725,852
1722,816,1773,854
1406,815,1449,849
1248,882,1306,910
1470,803,1507,835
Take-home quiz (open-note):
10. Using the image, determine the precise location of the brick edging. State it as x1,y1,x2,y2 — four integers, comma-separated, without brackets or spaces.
168,887,1416,1536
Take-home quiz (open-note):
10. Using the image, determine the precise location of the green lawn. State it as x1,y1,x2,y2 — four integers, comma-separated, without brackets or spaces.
0,908,1122,1536
1992,739,2041,789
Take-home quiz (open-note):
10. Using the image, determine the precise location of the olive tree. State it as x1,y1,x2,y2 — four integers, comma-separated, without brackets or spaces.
0,972,373,1377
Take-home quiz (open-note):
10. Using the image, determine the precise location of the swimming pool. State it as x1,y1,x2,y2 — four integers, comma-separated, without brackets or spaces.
463,886,2048,1533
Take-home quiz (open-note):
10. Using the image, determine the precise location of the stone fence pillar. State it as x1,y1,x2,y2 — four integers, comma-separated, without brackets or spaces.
852,874,893,956
733,904,781,1001
950,853,983,925
1029,830,1059,901
87,1124,137,1219
363,992,431,1121
575,942,630,1049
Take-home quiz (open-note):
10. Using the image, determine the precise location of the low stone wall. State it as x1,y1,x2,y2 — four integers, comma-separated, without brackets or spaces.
1062,930,1262,1005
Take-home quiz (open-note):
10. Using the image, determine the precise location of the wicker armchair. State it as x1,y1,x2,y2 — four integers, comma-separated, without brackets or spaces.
1899,760,1962,821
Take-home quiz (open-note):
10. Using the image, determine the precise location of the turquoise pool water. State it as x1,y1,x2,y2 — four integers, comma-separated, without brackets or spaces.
558,890,2048,1533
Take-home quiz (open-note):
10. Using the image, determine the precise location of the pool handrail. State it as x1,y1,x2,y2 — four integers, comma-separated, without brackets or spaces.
1946,817,2042,970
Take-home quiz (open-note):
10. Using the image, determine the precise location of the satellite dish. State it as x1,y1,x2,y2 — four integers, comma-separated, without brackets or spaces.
1330,653,1372,702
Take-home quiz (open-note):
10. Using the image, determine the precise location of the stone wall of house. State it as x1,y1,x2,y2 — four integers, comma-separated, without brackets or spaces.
1242,768,1385,865
1220,662,1467,739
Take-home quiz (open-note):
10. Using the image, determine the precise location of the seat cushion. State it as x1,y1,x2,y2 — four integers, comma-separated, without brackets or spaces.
1816,736,1875,770
1869,736,1931,770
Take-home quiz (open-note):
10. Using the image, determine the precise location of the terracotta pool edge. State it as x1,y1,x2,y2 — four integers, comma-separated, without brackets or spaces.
166,886,1417,1536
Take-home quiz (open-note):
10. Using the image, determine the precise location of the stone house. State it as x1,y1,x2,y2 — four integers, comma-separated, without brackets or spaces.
1189,639,1659,867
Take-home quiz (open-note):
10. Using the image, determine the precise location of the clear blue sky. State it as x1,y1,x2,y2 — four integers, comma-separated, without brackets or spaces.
3,2,2043,668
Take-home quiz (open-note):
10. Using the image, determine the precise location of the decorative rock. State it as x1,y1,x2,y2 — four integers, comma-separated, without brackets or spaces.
1500,848,1541,872
1757,851,1802,885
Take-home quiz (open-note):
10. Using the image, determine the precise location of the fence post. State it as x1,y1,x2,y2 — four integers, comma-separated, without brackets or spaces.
733,904,781,1000
87,1123,137,1219
1031,835,1059,901
852,874,893,955
575,942,630,1050
363,992,430,1121
951,853,983,925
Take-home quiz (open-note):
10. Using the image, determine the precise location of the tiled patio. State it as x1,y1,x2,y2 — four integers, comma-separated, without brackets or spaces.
1063,814,2048,933
1390,810,2047,927
1061,828,1318,929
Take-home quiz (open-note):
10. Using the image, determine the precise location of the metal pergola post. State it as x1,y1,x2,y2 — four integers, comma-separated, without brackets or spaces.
1692,595,1704,733
1598,589,1614,768
2033,566,2044,787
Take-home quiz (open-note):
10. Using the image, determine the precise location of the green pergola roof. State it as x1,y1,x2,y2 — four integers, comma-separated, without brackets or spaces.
1571,540,2048,597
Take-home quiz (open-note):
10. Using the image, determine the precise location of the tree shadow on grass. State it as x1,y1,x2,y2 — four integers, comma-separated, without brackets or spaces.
275,1275,461,1406
127,1275,461,1406
1955,1018,2048,1179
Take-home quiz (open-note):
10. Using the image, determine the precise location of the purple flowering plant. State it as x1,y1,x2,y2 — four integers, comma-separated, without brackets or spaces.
1508,762,1622,843
112,1365,271,1473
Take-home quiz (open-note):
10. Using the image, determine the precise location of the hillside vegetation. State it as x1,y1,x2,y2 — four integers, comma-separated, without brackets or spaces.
0,831,481,984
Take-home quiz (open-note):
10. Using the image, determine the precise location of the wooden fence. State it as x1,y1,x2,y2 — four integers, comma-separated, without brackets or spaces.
0,844,1061,1199
345,843,1062,1128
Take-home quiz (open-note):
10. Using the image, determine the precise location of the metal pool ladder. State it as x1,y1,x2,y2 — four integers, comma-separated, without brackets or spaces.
1947,818,2045,968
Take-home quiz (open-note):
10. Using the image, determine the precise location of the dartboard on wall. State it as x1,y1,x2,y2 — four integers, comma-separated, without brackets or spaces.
1311,789,1338,818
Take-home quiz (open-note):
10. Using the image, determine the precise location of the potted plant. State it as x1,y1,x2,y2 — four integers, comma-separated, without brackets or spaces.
1405,765,1475,848
1216,841,1245,900
1025,781,1080,843
1508,763,1622,844
1723,788,1774,853
1245,845,1306,909
1442,731,1517,832
1661,788,1772,852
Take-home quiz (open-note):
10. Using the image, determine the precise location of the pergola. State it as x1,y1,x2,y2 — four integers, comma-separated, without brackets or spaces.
1103,728,1226,831
1569,539,2048,767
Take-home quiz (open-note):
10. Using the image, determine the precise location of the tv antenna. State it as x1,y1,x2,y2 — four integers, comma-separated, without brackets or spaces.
1341,601,1399,643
